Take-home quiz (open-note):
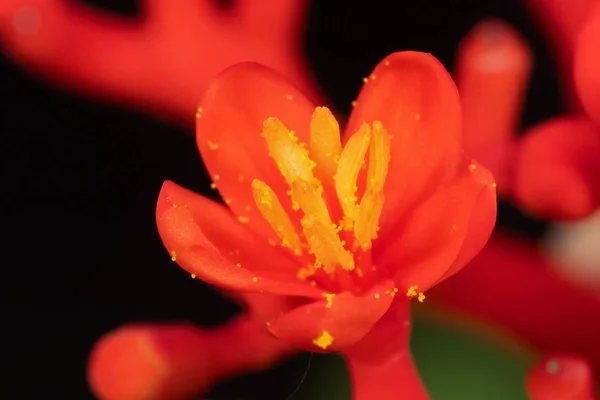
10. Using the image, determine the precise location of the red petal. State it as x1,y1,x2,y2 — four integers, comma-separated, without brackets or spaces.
267,279,396,352
514,116,600,220
575,3,600,124
346,52,462,233
156,181,322,298
375,159,497,292
526,355,596,400
196,62,315,242
88,319,295,400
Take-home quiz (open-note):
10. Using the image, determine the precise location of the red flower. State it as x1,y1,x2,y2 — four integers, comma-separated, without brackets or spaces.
156,50,497,359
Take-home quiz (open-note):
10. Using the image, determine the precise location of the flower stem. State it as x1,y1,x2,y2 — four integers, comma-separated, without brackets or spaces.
342,300,429,400
345,347,429,400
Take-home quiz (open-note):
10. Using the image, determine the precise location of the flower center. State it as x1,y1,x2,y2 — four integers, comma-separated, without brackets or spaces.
252,107,391,278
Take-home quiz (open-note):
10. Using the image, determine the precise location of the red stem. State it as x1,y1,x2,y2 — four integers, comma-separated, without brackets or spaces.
342,300,429,400
345,348,429,400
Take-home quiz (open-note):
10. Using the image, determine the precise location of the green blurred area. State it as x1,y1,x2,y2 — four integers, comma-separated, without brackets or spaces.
298,314,533,399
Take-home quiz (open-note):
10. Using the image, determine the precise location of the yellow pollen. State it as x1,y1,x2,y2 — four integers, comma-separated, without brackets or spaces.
313,330,334,350
170,250,177,261
370,74,377,80
351,100,357,107
384,60,391,66
469,163,477,171
452,224,457,230
224,198,232,205
207,140,219,150
286,94,293,101
492,182,497,188
237,216,249,223
236,263,241,268
407,285,425,302
190,273,196,279
251,179,303,255
362,77,368,83
213,174,220,181
322,293,335,308
195,107,203,119
210,183,217,189
253,107,391,277
172,204,178,208
374,293,380,299
252,276,259,282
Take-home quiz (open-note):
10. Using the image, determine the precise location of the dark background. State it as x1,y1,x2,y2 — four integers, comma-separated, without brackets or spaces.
0,0,560,398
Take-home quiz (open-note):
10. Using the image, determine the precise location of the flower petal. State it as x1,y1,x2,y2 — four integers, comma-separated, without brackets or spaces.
514,116,600,221
346,51,462,233
267,279,396,352
575,2,600,125
156,181,322,298
374,159,497,292
196,62,316,242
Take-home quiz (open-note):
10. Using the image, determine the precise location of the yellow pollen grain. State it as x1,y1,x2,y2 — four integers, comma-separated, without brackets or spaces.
170,250,177,261
213,174,221,181
406,285,418,297
191,273,196,279
384,60,391,66
236,263,242,268
374,293,380,299
172,204,178,208
469,163,477,171
351,100,357,107
207,140,219,150
286,94,293,101
297,264,316,280
492,182,497,188
195,107,203,119
370,74,377,80
452,224,457,230
418,293,426,302
224,198,232,205
393,288,398,293
237,216,249,224
210,183,217,189
322,293,335,308
252,276,259,282
362,77,368,83
313,330,334,350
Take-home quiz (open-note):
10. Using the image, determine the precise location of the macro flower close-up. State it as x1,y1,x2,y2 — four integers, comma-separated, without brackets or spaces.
155,50,497,398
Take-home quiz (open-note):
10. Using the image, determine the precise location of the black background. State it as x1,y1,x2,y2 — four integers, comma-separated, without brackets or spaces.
0,0,559,398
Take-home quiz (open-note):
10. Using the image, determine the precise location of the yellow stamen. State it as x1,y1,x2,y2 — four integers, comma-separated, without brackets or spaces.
251,179,303,255
354,121,390,249
302,215,355,272
313,330,334,350
335,123,371,230
309,107,342,178
262,117,317,186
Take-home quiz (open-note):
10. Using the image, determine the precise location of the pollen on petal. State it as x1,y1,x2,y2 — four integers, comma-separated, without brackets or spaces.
207,140,219,150
313,330,334,350
190,273,196,279
251,179,303,255
418,293,426,302
170,250,177,262
322,293,335,308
